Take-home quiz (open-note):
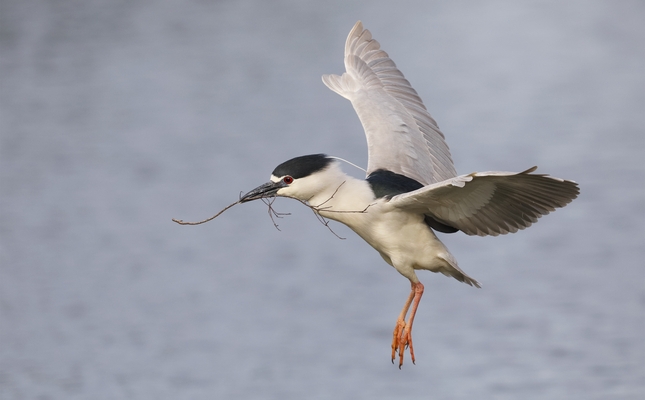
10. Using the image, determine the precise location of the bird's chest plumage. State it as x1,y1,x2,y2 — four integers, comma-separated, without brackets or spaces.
306,172,450,275
352,207,437,260
321,199,444,268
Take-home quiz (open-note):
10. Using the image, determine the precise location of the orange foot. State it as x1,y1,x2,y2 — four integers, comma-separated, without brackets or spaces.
390,281,424,368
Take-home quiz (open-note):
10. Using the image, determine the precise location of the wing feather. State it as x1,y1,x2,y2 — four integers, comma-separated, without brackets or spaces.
389,168,580,236
322,21,456,185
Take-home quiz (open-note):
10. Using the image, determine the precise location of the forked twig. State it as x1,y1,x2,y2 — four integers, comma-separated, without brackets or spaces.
172,181,372,239
311,208,345,239
262,197,290,231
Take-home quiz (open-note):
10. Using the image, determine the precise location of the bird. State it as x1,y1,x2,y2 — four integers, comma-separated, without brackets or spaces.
239,21,579,368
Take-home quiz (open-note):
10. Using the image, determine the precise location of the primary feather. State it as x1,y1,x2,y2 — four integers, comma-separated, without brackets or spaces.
388,167,580,236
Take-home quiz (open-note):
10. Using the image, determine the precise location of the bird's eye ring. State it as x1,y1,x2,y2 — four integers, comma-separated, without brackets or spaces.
283,176,293,184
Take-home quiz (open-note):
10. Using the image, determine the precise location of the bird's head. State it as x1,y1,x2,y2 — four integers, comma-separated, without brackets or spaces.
240,154,341,203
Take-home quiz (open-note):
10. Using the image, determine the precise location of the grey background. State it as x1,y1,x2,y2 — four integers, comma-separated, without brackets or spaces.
1,0,643,399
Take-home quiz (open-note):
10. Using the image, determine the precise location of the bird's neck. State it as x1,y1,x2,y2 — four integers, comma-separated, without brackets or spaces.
305,167,375,224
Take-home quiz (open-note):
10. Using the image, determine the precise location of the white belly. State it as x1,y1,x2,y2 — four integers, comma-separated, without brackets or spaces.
320,202,457,282
300,172,476,286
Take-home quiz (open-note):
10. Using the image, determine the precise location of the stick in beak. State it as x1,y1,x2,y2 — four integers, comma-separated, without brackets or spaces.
172,180,287,225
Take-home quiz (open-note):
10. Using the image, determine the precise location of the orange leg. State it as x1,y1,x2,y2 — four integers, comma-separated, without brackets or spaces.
391,281,425,368
391,288,415,363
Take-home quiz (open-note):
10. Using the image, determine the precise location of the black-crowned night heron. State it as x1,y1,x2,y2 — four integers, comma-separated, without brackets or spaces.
239,21,579,368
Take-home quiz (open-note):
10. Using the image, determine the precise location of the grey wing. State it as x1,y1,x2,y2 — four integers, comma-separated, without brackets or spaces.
389,167,580,236
322,21,456,185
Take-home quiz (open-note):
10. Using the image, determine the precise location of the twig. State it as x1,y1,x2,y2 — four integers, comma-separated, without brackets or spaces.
313,181,346,209
171,181,373,240
311,209,345,239
262,197,291,231
172,201,240,225
284,181,373,239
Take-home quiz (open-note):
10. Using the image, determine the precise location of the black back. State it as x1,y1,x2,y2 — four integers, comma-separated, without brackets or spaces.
272,154,332,179
367,169,459,234
366,169,424,199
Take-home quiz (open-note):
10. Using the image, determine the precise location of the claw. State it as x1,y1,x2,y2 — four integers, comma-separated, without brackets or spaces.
391,318,406,363
397,329,411,368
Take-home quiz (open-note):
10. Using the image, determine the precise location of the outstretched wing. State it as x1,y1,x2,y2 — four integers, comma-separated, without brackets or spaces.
322,21,456,186
388,167,580,236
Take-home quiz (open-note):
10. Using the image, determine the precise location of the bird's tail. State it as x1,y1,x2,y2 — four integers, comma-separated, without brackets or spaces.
438,254,481,288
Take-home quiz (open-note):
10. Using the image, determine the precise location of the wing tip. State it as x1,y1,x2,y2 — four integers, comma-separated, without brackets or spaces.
346,21,366,51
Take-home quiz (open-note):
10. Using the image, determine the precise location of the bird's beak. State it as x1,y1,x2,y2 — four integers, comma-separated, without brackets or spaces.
240,181,287,203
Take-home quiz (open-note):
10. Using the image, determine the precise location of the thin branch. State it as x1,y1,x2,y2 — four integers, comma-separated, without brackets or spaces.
172,201,240,225
311,208,346,239
171,181,373,241
312,181,346,209
279,181,374,239
297,181,374,215
262,197,290,231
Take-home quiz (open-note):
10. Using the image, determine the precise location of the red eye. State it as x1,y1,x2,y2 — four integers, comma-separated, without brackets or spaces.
283,176,293,184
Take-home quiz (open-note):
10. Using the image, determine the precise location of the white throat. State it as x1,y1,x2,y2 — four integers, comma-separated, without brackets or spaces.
303,162,375,224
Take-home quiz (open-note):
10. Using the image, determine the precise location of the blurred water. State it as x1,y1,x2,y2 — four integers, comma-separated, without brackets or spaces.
1,1,644,399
